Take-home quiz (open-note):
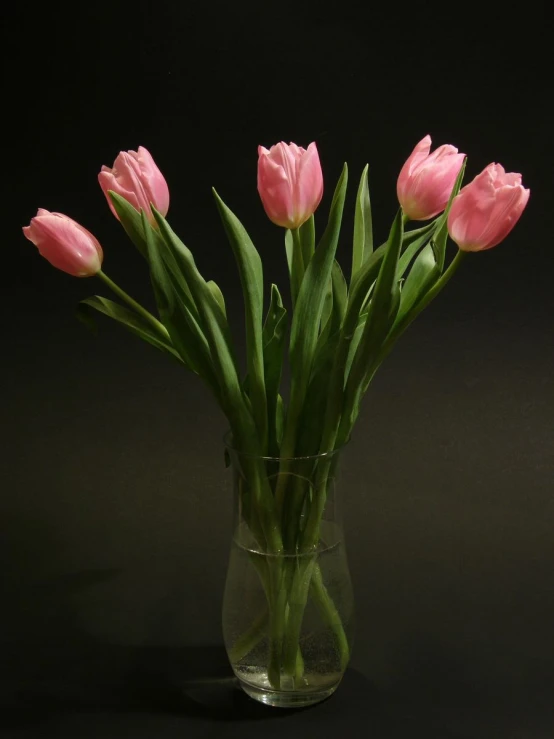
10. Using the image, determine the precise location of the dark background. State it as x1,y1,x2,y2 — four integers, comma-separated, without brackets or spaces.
2,2,553,738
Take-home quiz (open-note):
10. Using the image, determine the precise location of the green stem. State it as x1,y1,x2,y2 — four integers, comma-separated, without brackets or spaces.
96,270,169,339
282,556,317,676
310,564,350,671
290,227,305,309
267,559,288,689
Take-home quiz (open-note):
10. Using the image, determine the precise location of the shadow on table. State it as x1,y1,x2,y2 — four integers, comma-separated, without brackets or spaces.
1,640,382,725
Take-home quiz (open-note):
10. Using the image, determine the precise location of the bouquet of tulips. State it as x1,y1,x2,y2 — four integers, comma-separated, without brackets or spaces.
23,136,529,689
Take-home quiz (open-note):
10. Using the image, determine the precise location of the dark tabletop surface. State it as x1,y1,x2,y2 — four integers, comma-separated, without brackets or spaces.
2,641,552,739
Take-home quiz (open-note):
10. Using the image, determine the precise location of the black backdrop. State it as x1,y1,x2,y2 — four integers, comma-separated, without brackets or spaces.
2,3,553,738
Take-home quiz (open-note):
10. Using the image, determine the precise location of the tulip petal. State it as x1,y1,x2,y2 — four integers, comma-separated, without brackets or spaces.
23,211,102,276
99,147,170,222
447,163,529,251
257,141,324,229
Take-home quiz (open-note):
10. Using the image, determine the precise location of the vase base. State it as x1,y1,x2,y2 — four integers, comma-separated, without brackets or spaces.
236,669,341,708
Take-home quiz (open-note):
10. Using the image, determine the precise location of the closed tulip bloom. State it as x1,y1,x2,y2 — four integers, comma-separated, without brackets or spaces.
23,209,103,277
99,146,169,221
397,135,465,221
447,163,530,252
257,141,323,229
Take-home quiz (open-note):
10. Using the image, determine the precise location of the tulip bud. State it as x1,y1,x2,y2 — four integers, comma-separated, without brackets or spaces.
98,146,170,222
22,209,103,277
447,163,530,252
397,135,465,221
257,141,324,229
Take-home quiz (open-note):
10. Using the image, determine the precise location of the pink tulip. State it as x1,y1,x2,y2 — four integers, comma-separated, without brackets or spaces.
22,210,103,277
98,146,169,222
397,135,465,221
257,141,324,229
447,163,530,252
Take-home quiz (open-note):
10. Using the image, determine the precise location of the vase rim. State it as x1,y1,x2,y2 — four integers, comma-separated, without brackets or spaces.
223,430,349,461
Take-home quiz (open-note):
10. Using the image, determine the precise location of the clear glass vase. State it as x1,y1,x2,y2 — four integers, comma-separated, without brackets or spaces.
222,441,355,708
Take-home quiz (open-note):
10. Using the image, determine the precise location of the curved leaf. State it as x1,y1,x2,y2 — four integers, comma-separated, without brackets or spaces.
395,242,439,327
108,192,147,258
207,280,226,318
150,209,251,437
213,190,267,444
77,296,186,366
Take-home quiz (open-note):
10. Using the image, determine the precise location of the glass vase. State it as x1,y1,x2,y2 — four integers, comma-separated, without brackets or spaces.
222,441,355,708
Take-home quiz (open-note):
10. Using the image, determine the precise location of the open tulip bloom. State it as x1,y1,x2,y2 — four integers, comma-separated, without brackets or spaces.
23,137,529,689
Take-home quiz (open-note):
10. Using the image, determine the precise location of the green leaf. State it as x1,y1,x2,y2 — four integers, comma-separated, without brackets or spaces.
299,215,315,268
341,210,404,438
315,259,348,362
298,328,341,455
388,161,467,343
151,209,253,442
77,295,186,366
161,268,216,378
138,212,216,384
212,189,267,445
395,242,439,327
430,159,467,272
108,192,148,258
330,260,348,329
351,164,373,282
344,315,365,381
207,280,226,318
397,221,437,278
263,284,287,348
320,280,333,335
290,166,348,392
281,165,348,455
262,284,288,457
319,259,347,333
315,245,386,452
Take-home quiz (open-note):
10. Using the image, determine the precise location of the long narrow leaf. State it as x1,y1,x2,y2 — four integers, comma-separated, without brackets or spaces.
109,192,148,258
150,210,252,439
286,164,348,438
262,284,288,457
397,221,437,278
212,190,267,444
340,210,404,439
395,242,438,327
351,164,373,281
207,280,227,318
299,215,315,268
77,296,186,366
430,159,467,272
316,259,348,351
275,164,348,510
